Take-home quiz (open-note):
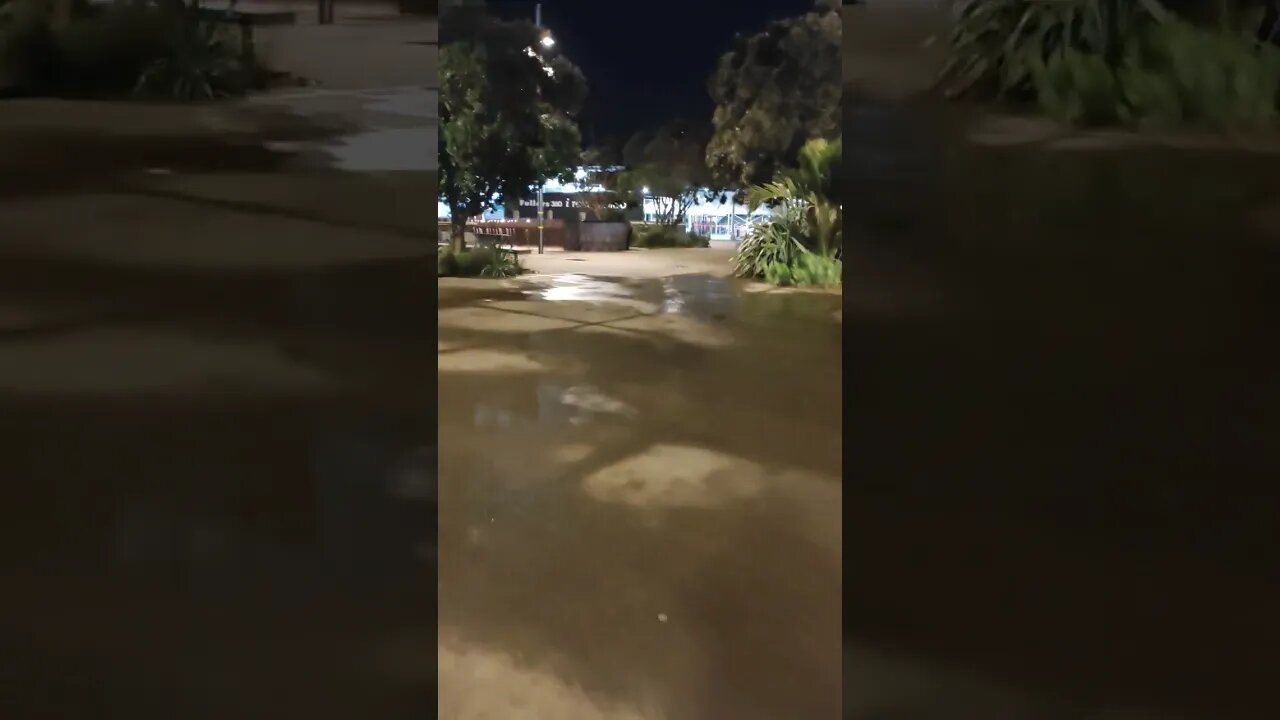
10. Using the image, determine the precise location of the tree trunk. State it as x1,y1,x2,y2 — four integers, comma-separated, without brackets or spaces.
450,210,468,253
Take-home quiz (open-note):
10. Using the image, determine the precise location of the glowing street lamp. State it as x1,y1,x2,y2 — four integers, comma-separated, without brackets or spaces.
540,34,556,49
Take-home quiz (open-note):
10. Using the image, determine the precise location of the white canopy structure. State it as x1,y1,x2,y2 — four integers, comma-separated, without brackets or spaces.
440,167,776,242
643,192,772,242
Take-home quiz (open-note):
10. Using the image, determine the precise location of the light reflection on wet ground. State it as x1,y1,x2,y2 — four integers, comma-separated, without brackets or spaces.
438,271,842,719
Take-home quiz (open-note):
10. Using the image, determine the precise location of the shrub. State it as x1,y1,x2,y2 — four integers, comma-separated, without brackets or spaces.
437,247,521,278
131,0,246,100
471,247,521,278
791,252,842,287
1119,18,1280,128
56,2,176,93
437,248,459,276
686,230,712,247
732,205,809,278
631,224,710,248
1032,48,1127,125
942,0,1280,128
761,253,841,288
0,0,60,91
1,0,252,99
938,0,1164,100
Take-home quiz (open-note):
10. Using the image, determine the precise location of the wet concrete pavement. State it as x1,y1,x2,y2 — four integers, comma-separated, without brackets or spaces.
0,12,437,718
843,90,1280,720
437,271,843,719
0,248,439,719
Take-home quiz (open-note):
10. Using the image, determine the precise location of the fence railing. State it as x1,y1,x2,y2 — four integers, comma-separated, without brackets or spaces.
438,219,568,248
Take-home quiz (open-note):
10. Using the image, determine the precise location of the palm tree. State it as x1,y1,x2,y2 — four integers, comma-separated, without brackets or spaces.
744,136,842,257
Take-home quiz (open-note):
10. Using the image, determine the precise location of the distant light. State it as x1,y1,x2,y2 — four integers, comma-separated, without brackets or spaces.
524,46,537,57
540,34,556,49
642,186,650,194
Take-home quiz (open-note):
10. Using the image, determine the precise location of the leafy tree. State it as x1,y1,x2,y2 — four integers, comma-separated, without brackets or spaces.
618,120,715,227
439,7,586,250
706,0,841,189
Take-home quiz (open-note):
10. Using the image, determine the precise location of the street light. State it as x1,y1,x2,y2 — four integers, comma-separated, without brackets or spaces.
533,3,555,252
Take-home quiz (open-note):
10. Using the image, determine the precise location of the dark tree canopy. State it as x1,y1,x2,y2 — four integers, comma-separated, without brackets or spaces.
706,0,841,189
439,6,586,246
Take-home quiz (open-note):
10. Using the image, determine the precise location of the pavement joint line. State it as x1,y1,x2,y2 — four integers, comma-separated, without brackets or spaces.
118,185,434,242
436,306,657,355
470,302,653,330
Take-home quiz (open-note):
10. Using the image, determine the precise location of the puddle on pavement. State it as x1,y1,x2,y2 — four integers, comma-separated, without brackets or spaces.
0,86,437,197
523,272,838,324
249,86,436,172
438,272,842,719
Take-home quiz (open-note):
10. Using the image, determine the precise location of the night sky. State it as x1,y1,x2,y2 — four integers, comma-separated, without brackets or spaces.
485,0,820,148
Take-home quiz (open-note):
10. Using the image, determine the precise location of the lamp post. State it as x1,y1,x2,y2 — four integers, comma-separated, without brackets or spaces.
535,2,548,254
